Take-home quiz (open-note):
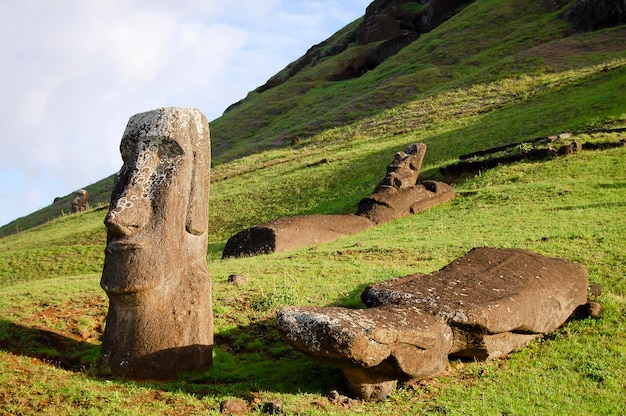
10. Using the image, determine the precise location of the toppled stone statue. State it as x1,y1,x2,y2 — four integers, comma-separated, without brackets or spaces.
71,189,89,213
356,143,454,225
277,247,589,400
223,214,374,257
100,107,212,380
222,143,454,258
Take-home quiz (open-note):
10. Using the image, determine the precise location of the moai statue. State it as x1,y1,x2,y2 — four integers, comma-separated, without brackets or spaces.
372,143,427,192
356,143,455,225
71,189,89,213
99,107,212,380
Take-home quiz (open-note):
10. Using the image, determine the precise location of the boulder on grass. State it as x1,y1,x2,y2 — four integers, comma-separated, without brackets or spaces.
362,247,589,359
277,247,589,400
277,304,453,401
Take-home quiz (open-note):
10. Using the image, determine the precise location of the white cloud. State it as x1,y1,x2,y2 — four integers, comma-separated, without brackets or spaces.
0,0,370,227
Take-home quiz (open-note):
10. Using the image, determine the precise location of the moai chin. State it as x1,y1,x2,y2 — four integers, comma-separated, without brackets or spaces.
99,107,212,380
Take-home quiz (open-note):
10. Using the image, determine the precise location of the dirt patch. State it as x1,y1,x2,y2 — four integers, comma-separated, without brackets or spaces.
0,295,106,371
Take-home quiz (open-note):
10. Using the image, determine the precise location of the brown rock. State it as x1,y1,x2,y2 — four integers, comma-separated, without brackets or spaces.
100,107,212,380
223,214,374,258
277,304,453,400
228,274,248,285
220,399,249,415
356,180,455,225
588,301,602,318
373,143,427,192
363,247,589,358
278,247,589,400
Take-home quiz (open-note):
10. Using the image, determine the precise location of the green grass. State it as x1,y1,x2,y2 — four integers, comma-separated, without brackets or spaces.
1,0,626,414
1,147,625,415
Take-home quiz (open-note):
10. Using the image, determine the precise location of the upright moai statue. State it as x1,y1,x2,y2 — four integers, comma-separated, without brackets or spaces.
100,107,212,380
71,189,89,213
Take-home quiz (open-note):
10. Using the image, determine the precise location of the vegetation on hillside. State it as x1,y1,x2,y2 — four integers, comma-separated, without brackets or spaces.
1,0,625,414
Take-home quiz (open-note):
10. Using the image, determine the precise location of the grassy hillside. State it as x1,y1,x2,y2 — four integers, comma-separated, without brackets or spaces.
1,0,625,414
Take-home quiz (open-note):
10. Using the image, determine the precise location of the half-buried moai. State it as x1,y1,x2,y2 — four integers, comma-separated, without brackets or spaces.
356,143,455,224
222,143,455,258
100,107,212,380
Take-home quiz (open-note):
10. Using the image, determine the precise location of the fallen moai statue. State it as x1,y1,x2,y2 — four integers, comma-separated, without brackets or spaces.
222,143,454,258
277,247,589,401
222,214,374,257
100,107,213,380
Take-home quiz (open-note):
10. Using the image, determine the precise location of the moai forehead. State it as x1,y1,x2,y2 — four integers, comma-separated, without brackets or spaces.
108,107,210,237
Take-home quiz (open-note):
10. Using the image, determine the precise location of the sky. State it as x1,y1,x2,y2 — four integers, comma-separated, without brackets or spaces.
0,0,371,227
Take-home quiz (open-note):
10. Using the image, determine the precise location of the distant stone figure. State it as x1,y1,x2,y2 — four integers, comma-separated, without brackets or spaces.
99,107,212,380
223,143,455,258
71,189,89,213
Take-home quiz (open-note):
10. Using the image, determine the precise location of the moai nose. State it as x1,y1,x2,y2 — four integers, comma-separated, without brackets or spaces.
104,178,153,238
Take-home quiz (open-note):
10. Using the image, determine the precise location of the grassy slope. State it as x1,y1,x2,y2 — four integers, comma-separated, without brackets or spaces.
1,0,625,414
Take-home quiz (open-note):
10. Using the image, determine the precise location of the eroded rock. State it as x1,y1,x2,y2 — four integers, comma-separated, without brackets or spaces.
277,247,588,399
223,214,374,258
277,304,453,401
356,180,455,225
363,247,589,358
100,107,212,380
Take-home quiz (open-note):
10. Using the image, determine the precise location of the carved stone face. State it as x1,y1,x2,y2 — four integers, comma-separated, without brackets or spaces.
101,108,210,295
99,108,212,380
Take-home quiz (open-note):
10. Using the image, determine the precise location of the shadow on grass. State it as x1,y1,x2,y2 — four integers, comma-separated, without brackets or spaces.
0,320,100,372
0,317,346,398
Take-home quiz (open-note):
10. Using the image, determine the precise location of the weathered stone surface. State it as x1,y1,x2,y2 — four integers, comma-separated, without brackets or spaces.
278,247,588,400
277,304,453,400
373,143,427,192
356,180,455,225
223,143,454,257
223,214,374,258
362,247,589,358
220,399,249,415
71,189,89,213
100,107,212,380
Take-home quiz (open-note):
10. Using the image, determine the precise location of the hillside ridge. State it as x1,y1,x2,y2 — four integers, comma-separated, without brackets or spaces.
1,0,624,237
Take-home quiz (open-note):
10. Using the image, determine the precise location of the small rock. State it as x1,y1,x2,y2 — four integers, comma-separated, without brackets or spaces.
260,399,283,414
589,284,602,299
228,274,247,285
588,301,602,318
220,399,249,415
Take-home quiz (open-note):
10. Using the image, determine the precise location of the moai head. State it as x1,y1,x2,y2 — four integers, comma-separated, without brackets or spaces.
373,143,426,192
101,108,210,294
71,189,89,213
100,107,212,379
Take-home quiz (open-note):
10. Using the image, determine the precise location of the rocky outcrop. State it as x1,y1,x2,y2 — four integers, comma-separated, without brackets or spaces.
223,143,454,258
277,247,589,400
356,0,471,44
564,0,625,32
239,0,474,98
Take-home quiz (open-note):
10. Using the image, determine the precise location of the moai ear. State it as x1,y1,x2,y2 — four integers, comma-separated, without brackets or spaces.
185,115,211,236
